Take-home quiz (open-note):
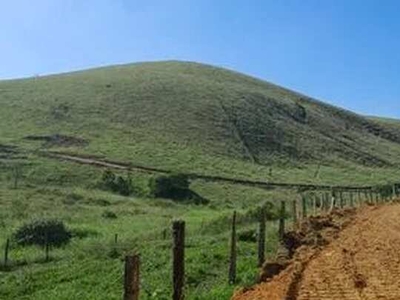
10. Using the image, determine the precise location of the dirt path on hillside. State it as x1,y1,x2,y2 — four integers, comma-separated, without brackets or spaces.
233,204,400,300
40,151,375,192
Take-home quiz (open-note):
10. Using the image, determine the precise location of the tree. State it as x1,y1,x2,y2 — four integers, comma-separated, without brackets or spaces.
149,173,190,200
14,219,71,248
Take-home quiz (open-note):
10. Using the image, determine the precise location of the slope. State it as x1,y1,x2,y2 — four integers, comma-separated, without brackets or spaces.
1,61,400,183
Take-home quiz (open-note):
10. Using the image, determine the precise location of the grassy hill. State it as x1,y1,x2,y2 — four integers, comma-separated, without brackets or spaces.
1,61,400,300
2,60,400,184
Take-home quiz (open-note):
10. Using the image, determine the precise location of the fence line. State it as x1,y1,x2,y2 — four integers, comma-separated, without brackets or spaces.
2,185,399,299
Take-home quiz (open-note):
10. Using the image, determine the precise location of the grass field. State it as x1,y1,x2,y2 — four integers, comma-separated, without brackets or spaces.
0,157,289,299
1,61,400,299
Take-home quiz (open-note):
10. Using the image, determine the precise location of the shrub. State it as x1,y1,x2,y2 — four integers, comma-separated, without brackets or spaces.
149,173,190,200
14,219,71,248
115,175,132,196
100,170,135,196
101,169,117,191
293,102,307,124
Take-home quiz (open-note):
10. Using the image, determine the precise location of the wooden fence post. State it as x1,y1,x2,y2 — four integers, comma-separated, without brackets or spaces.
393,185,397,200
312,195,316,215
228,211,237,285
329,190,335,213
370,191,374,204
349,192,354,207
258,207,266,267
4,238,9,268
279,201,286,240
324,192,330,212
173,220,185,299
302,196,307,219
124,255,140,300
339,191,344,209
318,194,324,214
292,199,298,229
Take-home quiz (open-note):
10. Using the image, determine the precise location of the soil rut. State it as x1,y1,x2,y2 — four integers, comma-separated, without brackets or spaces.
233,204,400,300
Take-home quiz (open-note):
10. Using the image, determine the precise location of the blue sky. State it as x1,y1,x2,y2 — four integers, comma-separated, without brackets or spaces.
1,0,400,118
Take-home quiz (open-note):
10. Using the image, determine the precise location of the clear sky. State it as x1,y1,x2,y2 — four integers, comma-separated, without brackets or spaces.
1,0,399,118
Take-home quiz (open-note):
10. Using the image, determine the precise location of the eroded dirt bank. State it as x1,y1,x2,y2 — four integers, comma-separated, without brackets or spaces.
233,204,400,300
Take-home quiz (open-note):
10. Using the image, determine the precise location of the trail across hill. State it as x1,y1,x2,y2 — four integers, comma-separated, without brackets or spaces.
233,204,400,300
41,151,376,192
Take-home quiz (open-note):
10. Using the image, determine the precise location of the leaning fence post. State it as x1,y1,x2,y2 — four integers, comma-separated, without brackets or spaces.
124,254,140,300
172,220,185,299
228,211,237,284
258,207,266,267
4,238,9,268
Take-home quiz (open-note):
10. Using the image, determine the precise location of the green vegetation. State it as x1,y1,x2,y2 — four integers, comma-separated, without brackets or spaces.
0,159,284,299
100,169,136,196
149,173,190,199
1,61,400,184
13,219,71,248
1,61,400,299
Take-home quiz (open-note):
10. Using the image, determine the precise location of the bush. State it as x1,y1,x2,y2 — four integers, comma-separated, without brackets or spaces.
100,170,135,196
293,102,307,124
101,169,116,190
14,219,71,248
149,173,191,200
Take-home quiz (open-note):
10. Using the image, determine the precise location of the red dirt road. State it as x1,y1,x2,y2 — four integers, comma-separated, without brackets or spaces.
234,204,400,300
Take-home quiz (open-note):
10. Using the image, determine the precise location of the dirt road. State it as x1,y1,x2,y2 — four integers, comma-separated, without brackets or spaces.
41,151,374,192
234,204,400,300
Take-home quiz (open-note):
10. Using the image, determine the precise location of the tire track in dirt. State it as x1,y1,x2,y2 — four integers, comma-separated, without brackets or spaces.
233,204,400,300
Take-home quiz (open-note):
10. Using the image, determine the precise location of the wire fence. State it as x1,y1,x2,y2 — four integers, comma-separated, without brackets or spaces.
1,185,398,299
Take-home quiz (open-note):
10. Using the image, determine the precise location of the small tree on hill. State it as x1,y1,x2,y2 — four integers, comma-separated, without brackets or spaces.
149,173,190,200
14,219,71,248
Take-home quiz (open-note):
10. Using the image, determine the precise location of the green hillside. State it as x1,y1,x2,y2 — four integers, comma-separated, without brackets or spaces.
1,61,400,300
2,61,400,184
